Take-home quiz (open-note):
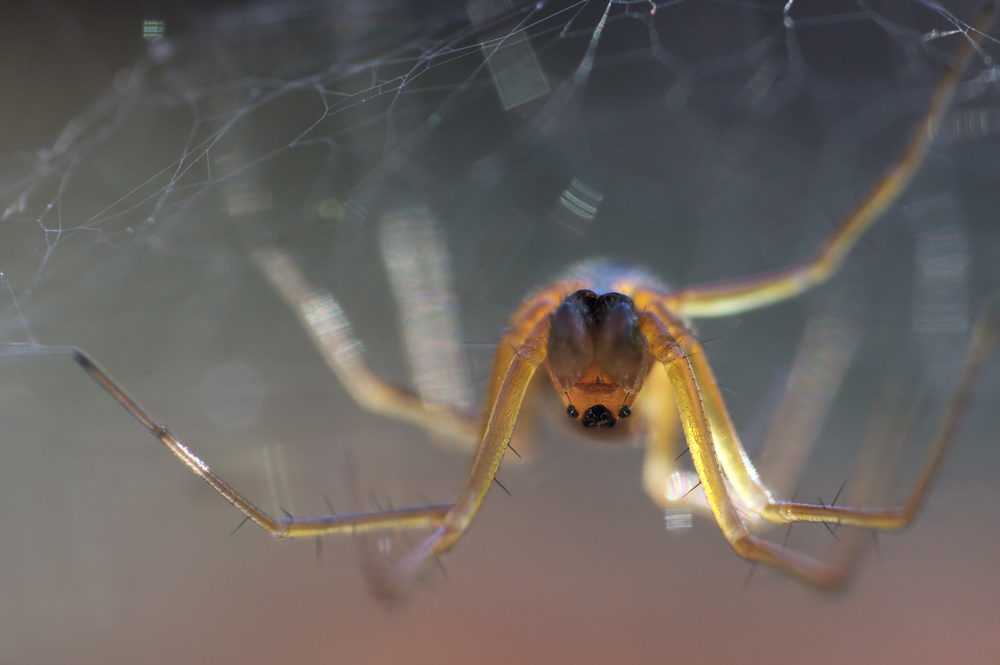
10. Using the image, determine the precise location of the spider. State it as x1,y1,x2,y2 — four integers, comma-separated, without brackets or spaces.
70,5,997,597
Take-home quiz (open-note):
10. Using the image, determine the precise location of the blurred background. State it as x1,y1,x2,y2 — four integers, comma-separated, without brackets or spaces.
0,1,998,663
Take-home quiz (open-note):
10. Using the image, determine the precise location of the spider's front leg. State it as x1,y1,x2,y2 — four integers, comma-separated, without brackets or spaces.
72,349,453,537
634,361,711,516
636,313,869,587
355,313,552,595
638,299,999,588
74,310,550,596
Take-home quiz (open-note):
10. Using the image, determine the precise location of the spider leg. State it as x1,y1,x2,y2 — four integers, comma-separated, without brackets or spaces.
661,3,995,320
333,312,553,596
638,297,779,515
72,348,448,536
252,246,479,450
765,302,999,529
640,305,863,526
638,300,998,587
636,361,710,515
72,311,551,596
638,311,862,586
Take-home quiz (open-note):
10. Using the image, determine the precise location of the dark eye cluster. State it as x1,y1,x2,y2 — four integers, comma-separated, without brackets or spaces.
581,404,616,428
566,402,631,427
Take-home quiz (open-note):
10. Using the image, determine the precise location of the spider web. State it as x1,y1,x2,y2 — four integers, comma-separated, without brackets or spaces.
1,1,996,345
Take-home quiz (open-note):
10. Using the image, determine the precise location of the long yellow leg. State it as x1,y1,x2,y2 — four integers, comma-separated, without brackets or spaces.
73,349,448,537
766,303,999,529
637,363,711,515
662,3,995,320
376,316,551,593
637,297,778,514
72,310,552,596
639,304,998,586
641,288,1000,523
638,313,850,586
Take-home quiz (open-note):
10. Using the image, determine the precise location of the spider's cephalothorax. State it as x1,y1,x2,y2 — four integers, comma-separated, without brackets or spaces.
545,289,649,429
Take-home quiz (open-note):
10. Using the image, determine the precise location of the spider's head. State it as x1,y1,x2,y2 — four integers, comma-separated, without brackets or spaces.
544,289,648,430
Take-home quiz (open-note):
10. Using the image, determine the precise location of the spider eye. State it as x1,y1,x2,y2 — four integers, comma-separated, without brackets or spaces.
566,405,579,418
581,404,616,428
618,405,631,418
